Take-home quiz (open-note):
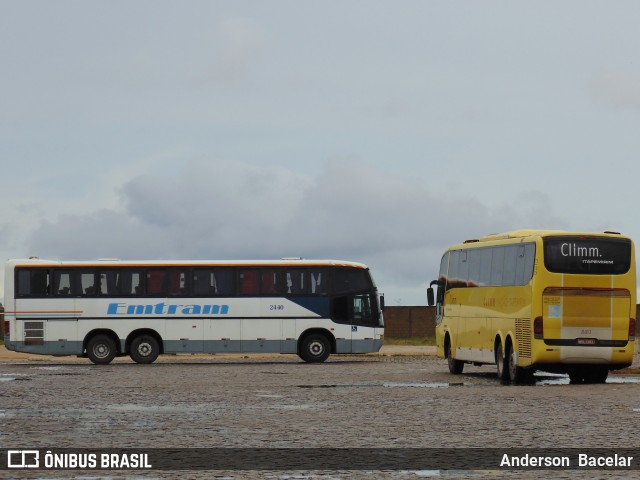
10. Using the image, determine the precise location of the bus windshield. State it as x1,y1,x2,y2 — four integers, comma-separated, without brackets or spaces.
543,236,631,275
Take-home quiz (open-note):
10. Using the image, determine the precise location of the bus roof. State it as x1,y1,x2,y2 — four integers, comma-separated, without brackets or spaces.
459,229,630,246
5,258,369,269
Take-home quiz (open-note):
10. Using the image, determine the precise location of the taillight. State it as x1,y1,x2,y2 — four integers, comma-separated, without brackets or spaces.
4,320,9,338
534,316,543,339
629,318,636,341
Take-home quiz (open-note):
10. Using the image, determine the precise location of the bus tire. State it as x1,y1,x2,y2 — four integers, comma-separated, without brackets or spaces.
299,334,330,363
495,341,509,383
87,334,117,365
584,367,608,384
574,366,608,384
130,334,160,364
507,342,534,384
446,337,464,374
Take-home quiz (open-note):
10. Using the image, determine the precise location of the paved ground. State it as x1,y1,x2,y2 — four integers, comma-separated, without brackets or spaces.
0,344,436,362
1,347,640,479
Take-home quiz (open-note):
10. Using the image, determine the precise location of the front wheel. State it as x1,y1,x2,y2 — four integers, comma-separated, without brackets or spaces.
130,335,160,364
87,334,117,365
299,334,331,363
446,339,464,374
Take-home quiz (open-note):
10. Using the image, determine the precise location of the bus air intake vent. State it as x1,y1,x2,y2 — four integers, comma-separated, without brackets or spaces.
515,318,531,358
24,321,44,346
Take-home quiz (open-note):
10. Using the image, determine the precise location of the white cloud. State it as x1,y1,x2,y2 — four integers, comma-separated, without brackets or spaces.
23,157,568,304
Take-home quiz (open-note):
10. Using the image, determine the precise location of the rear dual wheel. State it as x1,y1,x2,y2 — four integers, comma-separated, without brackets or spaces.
87,334,117,365
569,367,608,384
495,342,510,383
496,340,534,385
130,335,160,364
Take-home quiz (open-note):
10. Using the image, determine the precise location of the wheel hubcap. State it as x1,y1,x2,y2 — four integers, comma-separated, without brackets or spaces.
94,344,109,359
137,342,152,357
309,341,323,356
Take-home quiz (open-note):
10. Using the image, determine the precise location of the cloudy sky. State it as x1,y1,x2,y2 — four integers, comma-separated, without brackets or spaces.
1,1,640,304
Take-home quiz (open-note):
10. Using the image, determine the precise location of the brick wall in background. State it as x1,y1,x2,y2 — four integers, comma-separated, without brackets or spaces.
383,306,435,338
385,305,640,338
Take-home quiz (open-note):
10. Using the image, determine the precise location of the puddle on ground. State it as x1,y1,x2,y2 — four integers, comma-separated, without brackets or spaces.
384,382,467,388
0,373,30,382
607,376,640,384
297,375,640,389
535,374,640,386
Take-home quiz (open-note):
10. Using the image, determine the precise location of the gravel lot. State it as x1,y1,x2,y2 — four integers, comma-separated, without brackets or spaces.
2,350,640,479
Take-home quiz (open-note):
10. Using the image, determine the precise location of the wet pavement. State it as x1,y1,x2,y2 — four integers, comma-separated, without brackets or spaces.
2,353,640,479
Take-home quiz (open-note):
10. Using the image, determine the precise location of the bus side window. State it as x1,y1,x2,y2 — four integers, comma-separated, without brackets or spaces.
502,246,518,286
168,269,189,296
192,270,211,295
261,270,282,295
147,270,166,296
81,272,97,296
467,249,481,287
53,271,74,296
239,270,259,295
17,270,31,296
310,270,328,295
447,251,460,290
212,269,234,296
115,270,142,296
17,269,50,297
490,247,504,285
333,269,369,294
100,271,119,295
520,244,535,284
479,248,492,286
285,269,305,294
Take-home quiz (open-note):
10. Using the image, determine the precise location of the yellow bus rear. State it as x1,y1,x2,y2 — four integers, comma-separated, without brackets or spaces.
428,230,636,384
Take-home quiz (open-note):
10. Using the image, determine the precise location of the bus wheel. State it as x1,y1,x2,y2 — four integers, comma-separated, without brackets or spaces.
299,334,330,363
568,369,584,384
507,343,534,385
446,339,464,374
87,334,117,365
583,367,608,384
495,342,509,383
130,335,160,364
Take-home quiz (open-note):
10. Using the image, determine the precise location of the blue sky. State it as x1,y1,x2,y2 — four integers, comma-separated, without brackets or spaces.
2,1,640,304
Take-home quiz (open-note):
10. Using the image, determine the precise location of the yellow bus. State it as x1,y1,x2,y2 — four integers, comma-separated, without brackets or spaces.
427,230,636,384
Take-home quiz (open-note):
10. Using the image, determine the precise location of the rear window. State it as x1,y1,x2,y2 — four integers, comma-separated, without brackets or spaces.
543,236,631,275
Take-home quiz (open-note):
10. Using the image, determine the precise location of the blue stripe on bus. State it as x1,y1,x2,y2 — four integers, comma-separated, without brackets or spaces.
287,297,331,317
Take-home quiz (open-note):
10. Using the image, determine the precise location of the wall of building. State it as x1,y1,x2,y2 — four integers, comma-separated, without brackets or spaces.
383,306,435,338
384,305,640,338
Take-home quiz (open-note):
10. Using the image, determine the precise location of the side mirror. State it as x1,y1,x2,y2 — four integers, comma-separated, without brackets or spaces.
379,294,385,311
427,279,439,306
427,287,435,306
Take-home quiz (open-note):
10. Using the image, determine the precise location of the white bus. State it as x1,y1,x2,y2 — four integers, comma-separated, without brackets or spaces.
3,258,384,365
